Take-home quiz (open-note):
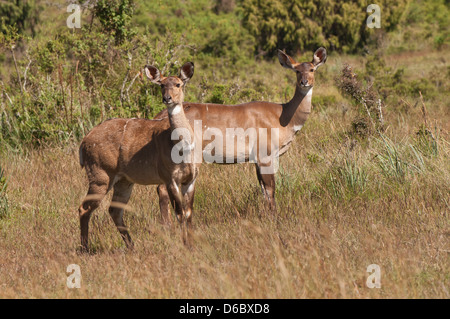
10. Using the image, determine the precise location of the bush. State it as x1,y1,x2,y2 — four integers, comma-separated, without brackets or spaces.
207,84,228,104
241,0,407,56
0,0,40,36
0,0,207,148
335,64,384,136
94,0,136,45
136,0,255,62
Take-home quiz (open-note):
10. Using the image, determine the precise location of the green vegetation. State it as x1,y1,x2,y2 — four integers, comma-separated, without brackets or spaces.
0,163,7,219
0,0,448,148
0,0,40,36
242,0,408,54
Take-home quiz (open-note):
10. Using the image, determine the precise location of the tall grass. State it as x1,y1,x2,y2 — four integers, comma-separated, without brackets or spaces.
0,123,448,298
376,135,416,181
0,164,8,219
327,157,369,198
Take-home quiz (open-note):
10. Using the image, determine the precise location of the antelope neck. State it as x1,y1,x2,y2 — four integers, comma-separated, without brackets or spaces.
280,85,313,128
167,103,193,135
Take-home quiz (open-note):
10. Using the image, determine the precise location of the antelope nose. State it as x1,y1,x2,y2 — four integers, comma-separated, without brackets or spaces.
301,79,309,86
163,95,172,104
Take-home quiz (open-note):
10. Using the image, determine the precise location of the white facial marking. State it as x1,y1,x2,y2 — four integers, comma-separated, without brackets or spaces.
293,124,303,132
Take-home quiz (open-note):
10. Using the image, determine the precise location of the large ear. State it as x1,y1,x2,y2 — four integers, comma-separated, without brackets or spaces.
144,65,162,85
277,50,298,71
312,47,327,69
179,62,194,84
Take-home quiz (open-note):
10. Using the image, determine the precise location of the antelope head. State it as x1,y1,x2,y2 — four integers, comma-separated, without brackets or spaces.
277,47,327,90
144,62,194,110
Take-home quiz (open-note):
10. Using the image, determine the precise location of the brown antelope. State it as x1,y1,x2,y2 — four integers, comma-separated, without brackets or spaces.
155,48,327,224
77,62,198,251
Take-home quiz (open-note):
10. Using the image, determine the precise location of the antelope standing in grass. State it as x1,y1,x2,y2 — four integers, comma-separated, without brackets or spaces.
78,62,198,251
156,48,327,224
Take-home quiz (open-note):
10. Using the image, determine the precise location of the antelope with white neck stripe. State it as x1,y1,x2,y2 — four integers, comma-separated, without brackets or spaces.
156,47,327,219
77,62,198,251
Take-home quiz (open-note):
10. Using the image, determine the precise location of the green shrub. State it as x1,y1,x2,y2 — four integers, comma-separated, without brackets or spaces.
408,79,437,99
434,34,445,50
136,0,254,62
241,0,407,56
94,0,136,45
416,125,439,157
207,84,228,104
33,39,65,74
335,64,384,136
0,0,40,36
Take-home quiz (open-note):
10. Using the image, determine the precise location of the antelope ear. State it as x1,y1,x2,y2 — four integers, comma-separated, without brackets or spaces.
312,47,327,69
179,62,194,84
144,65,162,85
277,50,298,71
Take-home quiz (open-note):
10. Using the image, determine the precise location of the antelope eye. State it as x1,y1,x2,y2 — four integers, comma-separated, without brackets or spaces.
310,69,314,72
176,83,181,88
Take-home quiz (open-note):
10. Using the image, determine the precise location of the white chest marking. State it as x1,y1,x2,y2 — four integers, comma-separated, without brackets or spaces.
306,88,313,102
168,104,182,115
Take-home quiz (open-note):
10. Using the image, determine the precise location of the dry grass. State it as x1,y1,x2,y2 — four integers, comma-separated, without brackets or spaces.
0,104,448,298
0,48,449,299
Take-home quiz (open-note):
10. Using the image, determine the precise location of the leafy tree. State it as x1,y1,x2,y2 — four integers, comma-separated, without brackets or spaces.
241,0,407,55
0,0,40,36
94,0,136,45
134,0,255,62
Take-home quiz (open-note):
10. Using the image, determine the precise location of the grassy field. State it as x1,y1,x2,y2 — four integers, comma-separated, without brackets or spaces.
0,0,449,299
0,46,448,298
